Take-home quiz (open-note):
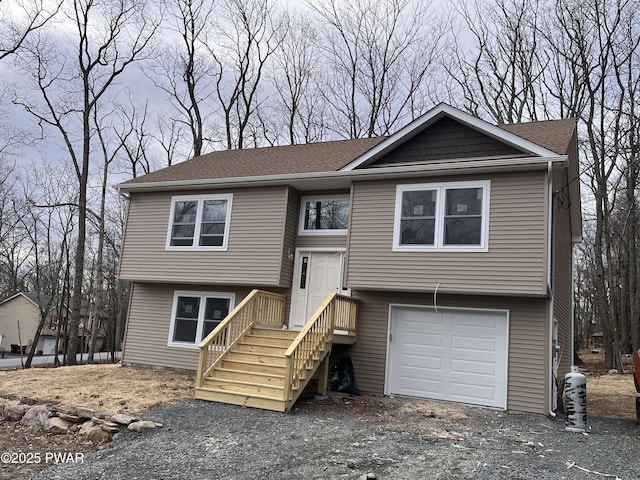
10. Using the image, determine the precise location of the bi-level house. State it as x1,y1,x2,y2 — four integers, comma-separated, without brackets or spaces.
117,103,581,415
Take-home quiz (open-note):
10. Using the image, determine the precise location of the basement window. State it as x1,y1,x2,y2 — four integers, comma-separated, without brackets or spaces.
167,291,235,348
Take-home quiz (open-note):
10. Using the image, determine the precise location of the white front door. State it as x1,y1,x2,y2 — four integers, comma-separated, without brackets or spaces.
290,251,344,329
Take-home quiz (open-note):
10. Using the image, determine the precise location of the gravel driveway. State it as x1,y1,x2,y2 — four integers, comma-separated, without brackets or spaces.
24,395,640,480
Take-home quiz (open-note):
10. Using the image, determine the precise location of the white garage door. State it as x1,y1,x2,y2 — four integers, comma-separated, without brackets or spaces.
388,305,508,408
42,338,57,355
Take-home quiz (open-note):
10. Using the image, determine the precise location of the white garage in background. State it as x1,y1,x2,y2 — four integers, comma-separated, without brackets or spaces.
42,338,57,355
386,305,509,409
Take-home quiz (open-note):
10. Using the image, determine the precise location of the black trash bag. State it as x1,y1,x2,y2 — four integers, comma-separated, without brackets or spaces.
330,357,360,395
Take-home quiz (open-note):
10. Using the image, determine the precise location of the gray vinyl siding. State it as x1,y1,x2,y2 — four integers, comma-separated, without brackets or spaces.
345,290,549,414
552,165,574,385
279,187,299,287
122,283,292,372
347,171,548,296
370,117,522,166
295,235,348,249
120,186,289,286
122,283,252,371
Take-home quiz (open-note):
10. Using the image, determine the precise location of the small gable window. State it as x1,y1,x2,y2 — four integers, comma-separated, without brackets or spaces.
167,291,235,348
299,195,349,235
166,194,233,250
393,181,490,252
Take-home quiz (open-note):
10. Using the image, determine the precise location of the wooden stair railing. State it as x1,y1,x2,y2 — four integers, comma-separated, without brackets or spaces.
283,293,358,411
196,290,286,389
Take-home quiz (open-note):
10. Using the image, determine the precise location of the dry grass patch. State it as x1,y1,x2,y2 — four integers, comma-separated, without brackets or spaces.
0,364,195,413
585,373,637,420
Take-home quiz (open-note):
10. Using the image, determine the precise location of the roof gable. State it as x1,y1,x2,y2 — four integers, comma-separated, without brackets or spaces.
0,292,39,309
367,116,524,167
340,103,563,171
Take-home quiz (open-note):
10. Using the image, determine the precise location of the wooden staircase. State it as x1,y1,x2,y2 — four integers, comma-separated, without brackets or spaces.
195,290,358,412
196,327,302,411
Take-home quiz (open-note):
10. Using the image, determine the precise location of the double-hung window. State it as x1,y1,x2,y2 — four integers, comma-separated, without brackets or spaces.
393,181,490,251
298,195,350,235
166,194,232,250
168,291,235,348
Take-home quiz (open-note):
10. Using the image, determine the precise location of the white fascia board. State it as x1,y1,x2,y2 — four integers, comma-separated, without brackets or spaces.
0,292,37,308
340,103,560,171
116,155,567,193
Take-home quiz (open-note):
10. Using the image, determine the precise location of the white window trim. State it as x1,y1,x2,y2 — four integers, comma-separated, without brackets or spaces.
298,195,350,235
393,180,490,252
167,290,236,349
165,194,233,251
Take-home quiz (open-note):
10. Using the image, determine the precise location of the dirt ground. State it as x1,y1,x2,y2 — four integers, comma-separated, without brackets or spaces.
0,364,195,413
1,353,637,480
0,364,195,480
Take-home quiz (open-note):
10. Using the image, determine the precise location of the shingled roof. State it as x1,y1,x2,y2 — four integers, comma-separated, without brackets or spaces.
123,137,386,185
120,113,576,187
499,118,576,155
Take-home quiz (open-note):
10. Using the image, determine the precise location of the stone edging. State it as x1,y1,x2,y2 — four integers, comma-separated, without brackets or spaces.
1,398,163,444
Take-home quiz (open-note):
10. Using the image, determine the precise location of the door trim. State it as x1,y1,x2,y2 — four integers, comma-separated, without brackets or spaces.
289,247,347,330
384,303,510,409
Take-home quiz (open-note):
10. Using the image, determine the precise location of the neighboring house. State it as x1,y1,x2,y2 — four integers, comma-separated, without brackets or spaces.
0,292,58,355
117,103,581,415
0,292,104,356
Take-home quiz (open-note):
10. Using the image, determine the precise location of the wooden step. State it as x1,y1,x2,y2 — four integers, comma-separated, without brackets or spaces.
219,359,286,375
195,387,286,412
203,378,284,398
226,351,287,366
242,334,294,348
252,327,299,339
214,367,285,387
234,342,288,355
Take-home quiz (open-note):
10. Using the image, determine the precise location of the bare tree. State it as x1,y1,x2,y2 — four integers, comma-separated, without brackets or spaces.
114,98,155,178
542,0,640,369
150,0,215,158
308,0,446,139
0,0,60,60
19,162,75,368
446,0,546,123
13,0,160,365
204,0,285,149
269,13,328,144
86,103,126,363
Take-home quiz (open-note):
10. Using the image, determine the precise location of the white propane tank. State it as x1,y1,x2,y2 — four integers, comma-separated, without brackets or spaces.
563,366,587,432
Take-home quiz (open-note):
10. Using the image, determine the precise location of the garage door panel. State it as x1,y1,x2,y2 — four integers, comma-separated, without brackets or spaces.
451,335,497,353
389,306,508,409
398,377,442,395
402,332,443,347
400,311,444,326
400,354,442,371
450,359,497,376
450,382,497,401
452,312,499,328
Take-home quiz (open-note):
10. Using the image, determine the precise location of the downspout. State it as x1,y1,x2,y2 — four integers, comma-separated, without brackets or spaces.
547,161,557,417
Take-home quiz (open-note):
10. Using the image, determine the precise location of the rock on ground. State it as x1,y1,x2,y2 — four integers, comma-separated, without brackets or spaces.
20,405,50,428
